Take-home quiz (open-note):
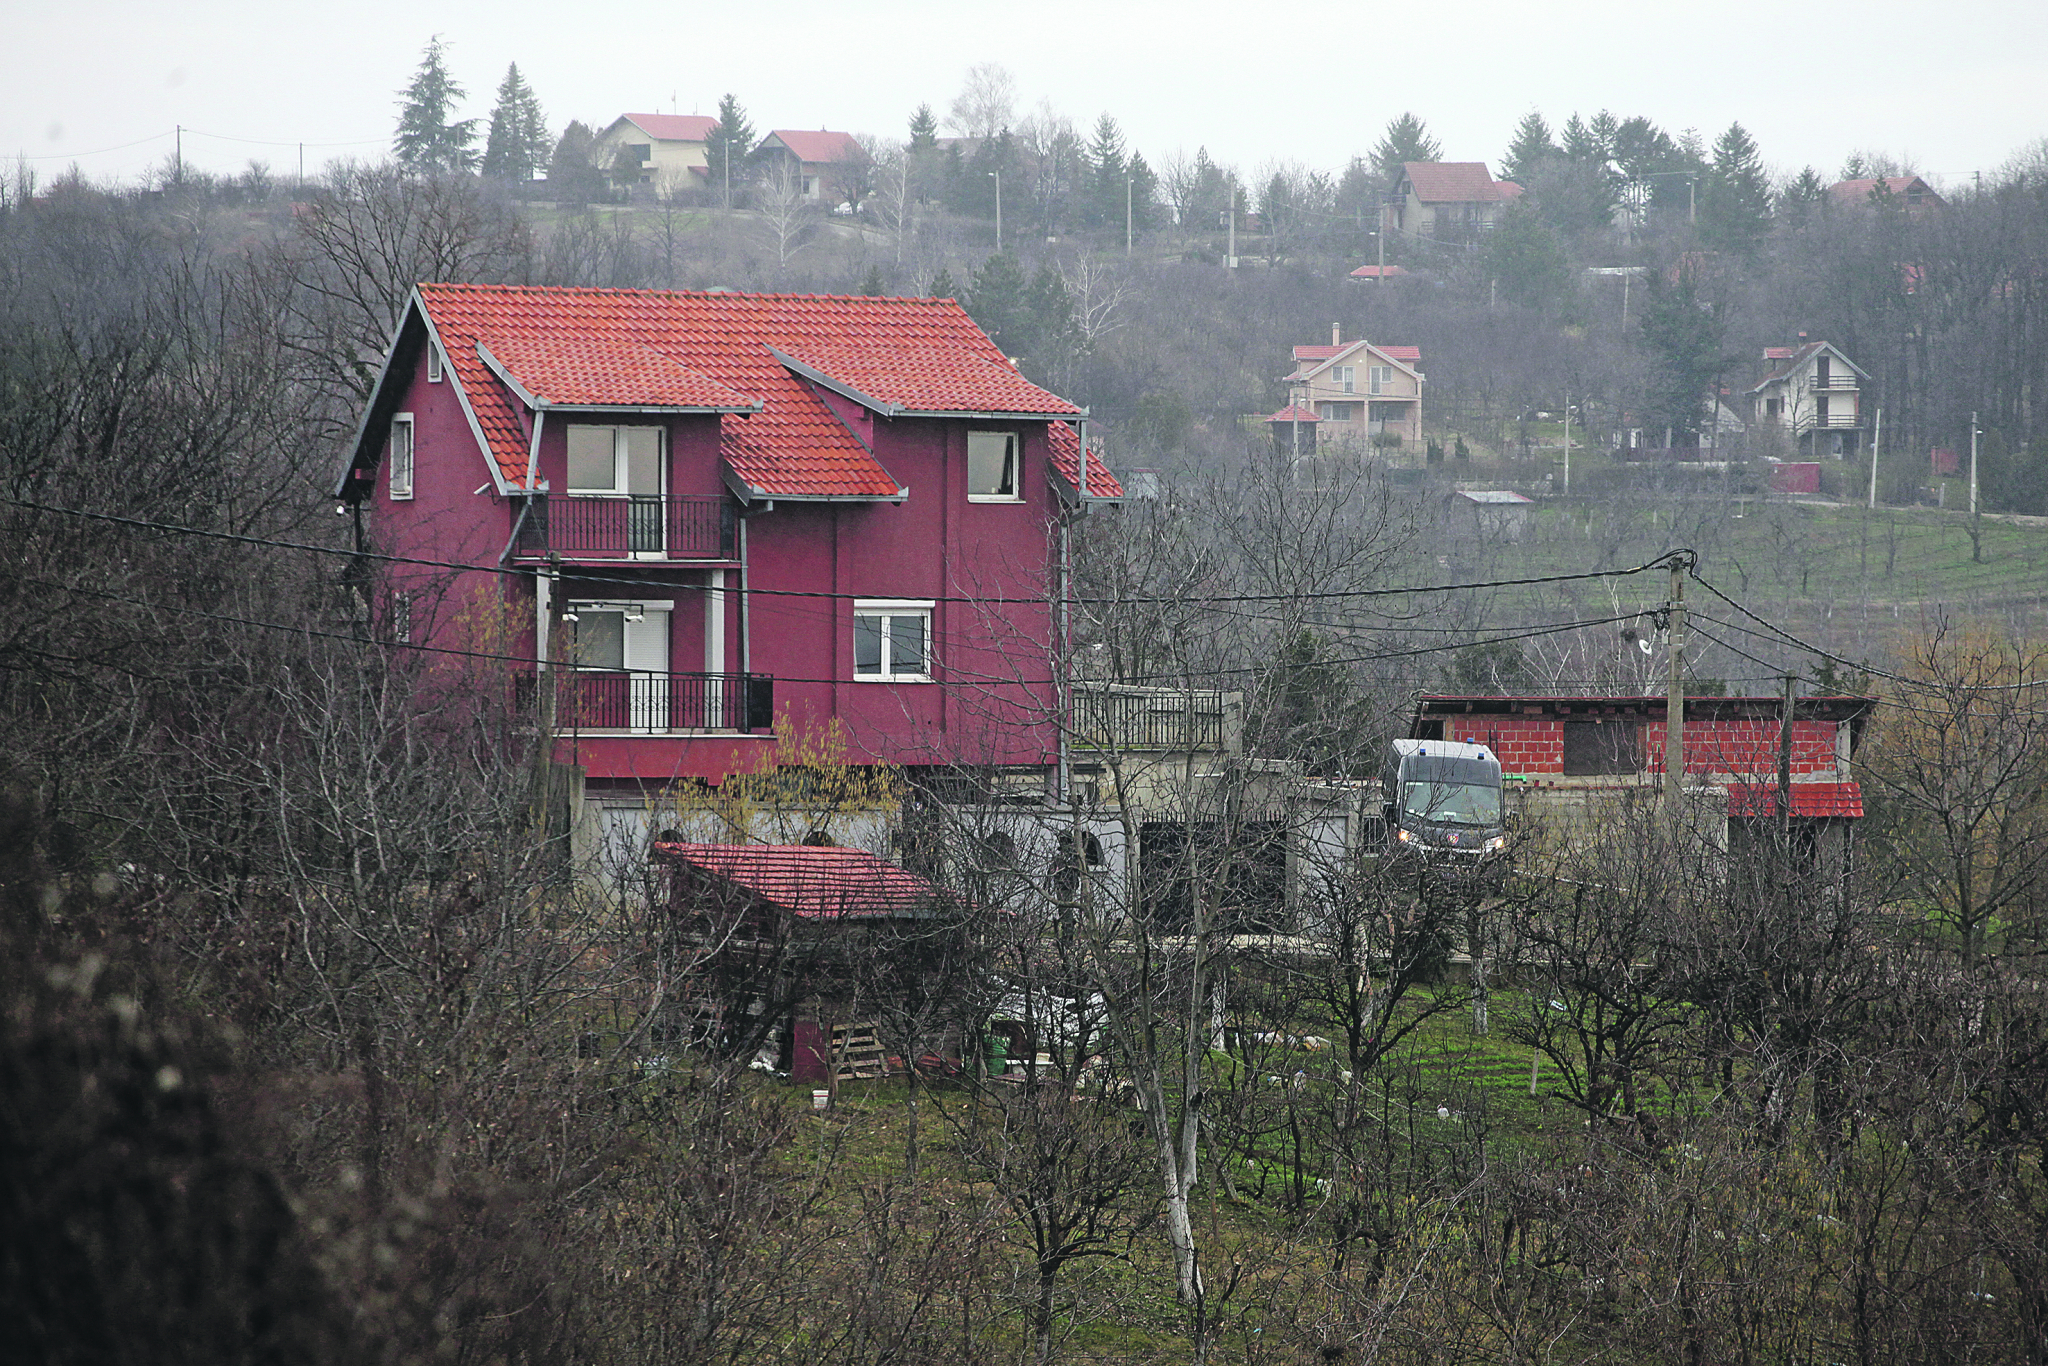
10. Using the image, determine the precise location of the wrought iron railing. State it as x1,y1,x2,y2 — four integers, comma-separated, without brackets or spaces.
535,670,773,732
515,494,736,559
1074,687,1230,750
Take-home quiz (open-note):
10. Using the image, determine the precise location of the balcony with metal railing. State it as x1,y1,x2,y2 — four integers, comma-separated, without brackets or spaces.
514,494,737,561
531,669,774,733
1074,684,1242,753
1809,374,1859,391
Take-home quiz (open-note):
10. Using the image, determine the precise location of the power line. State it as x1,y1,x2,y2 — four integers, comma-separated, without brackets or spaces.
0,497,1685,608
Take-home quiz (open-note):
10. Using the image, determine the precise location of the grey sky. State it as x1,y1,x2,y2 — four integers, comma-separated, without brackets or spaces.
7,0,2041,192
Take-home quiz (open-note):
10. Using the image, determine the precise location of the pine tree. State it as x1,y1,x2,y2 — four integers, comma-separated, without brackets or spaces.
1499,111,1556,185
907,104,939,153
963,252,1032,354
927,267,957,299
856,265,888,297
1372,112,1441,178
1485,206,1573,312
706,93,755,207
1559,113,1603,163
480,63,549,183
1126,151,1160,232
547,120,606,203
1699,121,1773,254
1778,166,1827,228
1085,113,1127,229
393,35,478,175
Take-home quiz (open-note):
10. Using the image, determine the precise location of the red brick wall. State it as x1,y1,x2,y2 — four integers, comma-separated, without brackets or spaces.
1429,712,1841,780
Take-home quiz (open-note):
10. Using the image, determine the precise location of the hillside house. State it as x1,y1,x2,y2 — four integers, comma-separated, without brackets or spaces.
593,113,716,190
1828,174,1947,215
755,129,861,202
334,283,1119,868
1279,329,1423,448
1389,162,1524,241
1749,339,1869,458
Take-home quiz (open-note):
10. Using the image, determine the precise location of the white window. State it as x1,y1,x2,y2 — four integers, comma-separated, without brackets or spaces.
1369,365,1395,395
854,600,933,681
1331,365,1355,394
1320,402,1354,421
566,424,665,496
388,415,414,500
426,343,442,383
967,431,1020,501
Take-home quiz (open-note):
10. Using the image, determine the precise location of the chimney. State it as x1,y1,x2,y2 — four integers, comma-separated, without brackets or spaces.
1332,323,1341,347
1797,331,1808,344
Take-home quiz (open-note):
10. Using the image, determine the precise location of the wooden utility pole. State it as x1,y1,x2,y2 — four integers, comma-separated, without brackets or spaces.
1665,555,1688,822
1777,672,1797,836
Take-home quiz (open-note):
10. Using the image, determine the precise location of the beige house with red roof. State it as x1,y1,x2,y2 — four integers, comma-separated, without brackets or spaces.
756,129,861,201
594,112,717,188
1828,174,1946,215
1272,329,1423,448
1389,162,1523,241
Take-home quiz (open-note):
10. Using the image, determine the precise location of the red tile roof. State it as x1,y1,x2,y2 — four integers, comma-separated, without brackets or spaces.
1291,342,1422,365
1264,404,1322,423
763,129,859,164
654,843,957,920
621,113,716,142
1048,421,1122,499
1828,175,1945,208
413,283,1079,499
1401,162,1512,204
1727,782,1865,820
1347,264,1410,279
479,334,759,411
775,341,1081,417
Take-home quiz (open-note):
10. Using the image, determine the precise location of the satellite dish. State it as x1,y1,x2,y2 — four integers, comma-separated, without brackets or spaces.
1638,636,1655,656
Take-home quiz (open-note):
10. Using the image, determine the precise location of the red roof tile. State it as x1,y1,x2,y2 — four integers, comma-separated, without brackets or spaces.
621,113,716,142
479,334,759,411
1401,162,1511,204
654,843,956,920
763,129,859,164
1264,404,1322,423
776,342,1080,417
1727,782,1864,820
1347,264,1410,279
415,284,1078,499
1828,175,1945,207
1048,421,1122,499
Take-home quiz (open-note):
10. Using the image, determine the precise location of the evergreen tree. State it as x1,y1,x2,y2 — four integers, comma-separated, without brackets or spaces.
908,104,939,153
480,63,549,183
1637,265,1725,441
1085,113,1128,230
963,252,1032,354
1485,206,1574,312
856,265,888,297
1778,166,1827,228
393,35,478,175
706,93,755,207
927,267,958,300
1559,112,1606,164
1499,111,1557,185
1372,112,1441,178
547,120,606,203
1126,151,1160,232
1699,121,1773,254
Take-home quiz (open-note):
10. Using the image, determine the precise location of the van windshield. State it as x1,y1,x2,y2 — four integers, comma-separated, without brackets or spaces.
1402,780,1502,828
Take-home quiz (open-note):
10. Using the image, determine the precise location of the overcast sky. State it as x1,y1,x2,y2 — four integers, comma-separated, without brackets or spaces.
7,0,2042,192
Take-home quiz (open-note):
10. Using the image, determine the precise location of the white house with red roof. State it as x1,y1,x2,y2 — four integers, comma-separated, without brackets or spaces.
593,113,717,189
1749,339,1869,458
755,129,861,201
1389,162,1524,241
1271,328,1423,448
334,284,1118,858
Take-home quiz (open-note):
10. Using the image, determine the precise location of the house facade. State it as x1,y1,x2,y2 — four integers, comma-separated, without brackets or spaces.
334,283,1118,859
1749,339,1869,458
1389,162,1524,241
1828,174,1946,215
593,113,716,189
1278,331,1424,448
755,129,861,201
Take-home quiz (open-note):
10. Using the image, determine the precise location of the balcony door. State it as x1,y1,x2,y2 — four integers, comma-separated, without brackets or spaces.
566,425,666,555
566,602,671,730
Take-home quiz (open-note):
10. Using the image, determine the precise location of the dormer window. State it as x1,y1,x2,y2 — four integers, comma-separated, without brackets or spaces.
967,431,1020,502
567,424,664,496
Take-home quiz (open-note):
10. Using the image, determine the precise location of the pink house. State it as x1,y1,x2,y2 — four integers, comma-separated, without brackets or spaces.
334,283,1117,814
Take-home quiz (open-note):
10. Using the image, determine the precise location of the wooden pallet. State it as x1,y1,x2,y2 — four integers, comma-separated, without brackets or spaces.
831,1022,888,1079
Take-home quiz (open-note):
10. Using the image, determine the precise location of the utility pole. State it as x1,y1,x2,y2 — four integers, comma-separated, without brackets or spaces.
1376,194,1389,282
1561,390,1571,495
989,170,1002,251
1125,175,1133,256
175,125,182,187
1777,672,1797,836
1226,184,1236,267
1969,411,1980,517
1664,555,1688,822
1869,407,1881,509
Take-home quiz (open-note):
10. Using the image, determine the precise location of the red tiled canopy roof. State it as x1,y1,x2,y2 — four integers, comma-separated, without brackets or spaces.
1264,404,1322,423
1727,782,1865,820
413,283,1083,499
654,843,958,920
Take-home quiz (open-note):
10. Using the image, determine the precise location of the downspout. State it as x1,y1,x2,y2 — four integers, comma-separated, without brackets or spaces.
737,510,751,676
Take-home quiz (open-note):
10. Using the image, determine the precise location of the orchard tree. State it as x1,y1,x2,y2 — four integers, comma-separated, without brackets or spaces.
480,62,550,183
393,35,478,175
